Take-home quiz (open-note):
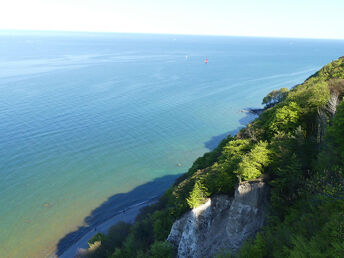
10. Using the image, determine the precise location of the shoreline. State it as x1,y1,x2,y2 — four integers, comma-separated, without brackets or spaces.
57,199,157,258
54,109,260,258
56,109,259,258
241,107,265,115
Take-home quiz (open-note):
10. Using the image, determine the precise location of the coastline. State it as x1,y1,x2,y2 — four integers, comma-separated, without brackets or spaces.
56,110,260,258
241,107,265,115
57,199,157,258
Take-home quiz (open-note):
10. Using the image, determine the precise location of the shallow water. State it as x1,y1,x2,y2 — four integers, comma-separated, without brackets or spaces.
0,31,343,257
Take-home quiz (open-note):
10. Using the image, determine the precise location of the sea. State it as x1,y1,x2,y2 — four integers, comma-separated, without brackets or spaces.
0,31,343,258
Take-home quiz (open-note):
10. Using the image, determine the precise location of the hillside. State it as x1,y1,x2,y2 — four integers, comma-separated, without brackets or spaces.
83,57,344,257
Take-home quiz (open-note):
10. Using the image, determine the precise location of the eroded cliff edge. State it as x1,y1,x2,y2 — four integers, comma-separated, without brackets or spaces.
167,180,268,257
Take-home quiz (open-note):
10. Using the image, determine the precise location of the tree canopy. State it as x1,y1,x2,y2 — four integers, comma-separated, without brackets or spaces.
262,88,289,107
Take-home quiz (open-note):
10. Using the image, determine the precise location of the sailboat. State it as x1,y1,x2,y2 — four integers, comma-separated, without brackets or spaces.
204,58,208,64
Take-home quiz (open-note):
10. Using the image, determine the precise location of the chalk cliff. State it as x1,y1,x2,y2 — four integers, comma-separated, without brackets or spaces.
167,180,268,257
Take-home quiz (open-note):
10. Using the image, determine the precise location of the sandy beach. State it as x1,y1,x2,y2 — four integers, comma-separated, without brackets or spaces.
58,200,155,258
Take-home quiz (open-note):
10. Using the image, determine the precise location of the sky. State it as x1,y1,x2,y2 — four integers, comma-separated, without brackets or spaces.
1,0,344,39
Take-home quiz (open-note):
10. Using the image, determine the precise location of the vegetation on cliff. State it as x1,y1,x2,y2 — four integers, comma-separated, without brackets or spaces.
84,57,344,257
236,57,344,257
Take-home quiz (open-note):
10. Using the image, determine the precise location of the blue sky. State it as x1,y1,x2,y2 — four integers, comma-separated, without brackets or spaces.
1,0,344,39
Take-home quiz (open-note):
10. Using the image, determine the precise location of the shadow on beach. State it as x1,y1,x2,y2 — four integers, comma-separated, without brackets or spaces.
55,174,180,256
204,110,258,151
56,108,260,256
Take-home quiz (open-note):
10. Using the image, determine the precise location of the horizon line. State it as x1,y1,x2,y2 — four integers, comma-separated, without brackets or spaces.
1,28,344,41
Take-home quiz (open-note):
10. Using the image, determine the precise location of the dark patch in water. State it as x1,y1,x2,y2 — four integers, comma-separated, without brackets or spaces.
57,109,260,256
56,174,179,256
204,110,258,151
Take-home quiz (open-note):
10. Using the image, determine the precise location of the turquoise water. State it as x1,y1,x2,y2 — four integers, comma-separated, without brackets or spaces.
0,31,343,257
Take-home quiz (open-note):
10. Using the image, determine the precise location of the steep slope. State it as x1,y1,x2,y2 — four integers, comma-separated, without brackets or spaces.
83,57,344,258
167,180,268,257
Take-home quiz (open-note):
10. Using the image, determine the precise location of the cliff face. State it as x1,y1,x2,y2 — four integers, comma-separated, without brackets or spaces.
167,180,268,257
317,91,341,141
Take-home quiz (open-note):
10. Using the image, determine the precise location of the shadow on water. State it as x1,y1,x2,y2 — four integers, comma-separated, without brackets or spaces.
204,110,259,151
55,174,180,256
56,108,260,256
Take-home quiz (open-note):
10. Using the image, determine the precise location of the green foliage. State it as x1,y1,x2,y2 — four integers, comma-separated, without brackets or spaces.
240,197,344,258
186,181,209,208
328,79,344,97
214,249,233,258
288,81,330,110
303,167,344,200
167,135,236,219
86,222,131,258
262,88,289,107
149,241,175,258
152,209,175,241
123,218,154,256
268,102,301,135
233,57,344,256
314,57,344,80
185,135,234,178
257,101,302,140
202,163,238,194
219,139,252,174
109,248,123,258
326,100,344,165
86,57,344,258
235,141,271,181
88,232,105,247
240,57,344,255
238,233,267,258
269,153,304,216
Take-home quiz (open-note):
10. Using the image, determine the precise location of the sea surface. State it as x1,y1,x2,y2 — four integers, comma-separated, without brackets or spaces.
0,31,343,257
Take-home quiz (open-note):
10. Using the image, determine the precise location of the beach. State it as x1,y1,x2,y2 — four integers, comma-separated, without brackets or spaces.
58,200,156,258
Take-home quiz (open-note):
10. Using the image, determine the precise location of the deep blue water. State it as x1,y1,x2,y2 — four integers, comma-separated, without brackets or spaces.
0,31,343,257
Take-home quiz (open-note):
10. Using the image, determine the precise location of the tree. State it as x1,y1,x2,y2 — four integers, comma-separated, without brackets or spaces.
268,102,301,136
186,181,209,208
317,99,344,168
328,79,344,98
235,141,271,181
150,241,175,258
152,210,174,241
262,88,289,107
88,232,105,248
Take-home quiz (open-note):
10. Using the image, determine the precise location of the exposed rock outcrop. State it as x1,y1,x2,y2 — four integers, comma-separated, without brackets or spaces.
317,91,341,142
167,180,268,257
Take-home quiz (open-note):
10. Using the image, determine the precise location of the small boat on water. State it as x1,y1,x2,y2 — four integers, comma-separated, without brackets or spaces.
204,58,208,64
